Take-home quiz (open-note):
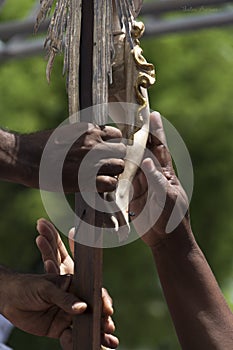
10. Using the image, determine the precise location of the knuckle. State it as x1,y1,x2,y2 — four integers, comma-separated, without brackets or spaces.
115,159,125,173
103,177,117,191
97,176,117,192
111,128,122,138
105,126,122,138
118,158,125,168
118,143,127,157
83,139,98,149
153,110,161,118
105,176,116,187
60,293,72,306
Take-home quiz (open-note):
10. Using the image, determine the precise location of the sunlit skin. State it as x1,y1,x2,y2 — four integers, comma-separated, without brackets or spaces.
0,123,126,193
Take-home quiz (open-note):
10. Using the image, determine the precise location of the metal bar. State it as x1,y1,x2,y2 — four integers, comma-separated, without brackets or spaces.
141,0,233,16
0,38,44,61
0,0,6,10
1,10,233,61
144,9,233,37
0,18,50,42
1,1,233,41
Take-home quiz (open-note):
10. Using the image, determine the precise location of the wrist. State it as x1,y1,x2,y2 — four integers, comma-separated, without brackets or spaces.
10,131,50,188
0,267,17,314
150,225,198,260
142,212,193,249
0,129,16,157
18,131,55,189
16,133,40,188
0,130,19,181
0,130,34,187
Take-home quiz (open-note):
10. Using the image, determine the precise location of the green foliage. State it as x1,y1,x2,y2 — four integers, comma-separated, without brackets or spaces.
0,57,68,132
104,239,180,349
0,3,233,350
0,0,35,21
143,29,233,284
107,29,233,349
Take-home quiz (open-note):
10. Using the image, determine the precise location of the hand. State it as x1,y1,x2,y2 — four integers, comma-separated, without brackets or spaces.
130,112,191,248
36,218,119,349
36,218,74,275
8,123,126,193
0,269,87,339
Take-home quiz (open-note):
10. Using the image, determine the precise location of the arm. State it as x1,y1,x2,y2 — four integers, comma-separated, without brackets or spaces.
131,112,233,350
0,123,126,193
152,228,233,350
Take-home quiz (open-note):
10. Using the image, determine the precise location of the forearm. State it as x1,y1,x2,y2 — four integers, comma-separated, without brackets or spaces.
151,228,233,350
0,129,23,184
0,129,48,188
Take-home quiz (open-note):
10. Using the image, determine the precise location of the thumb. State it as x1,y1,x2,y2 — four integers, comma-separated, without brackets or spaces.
141,158,165,184
68,228,75,258
44,260,59,274
60,328,72,350
141,158,167,208
46,275,87,315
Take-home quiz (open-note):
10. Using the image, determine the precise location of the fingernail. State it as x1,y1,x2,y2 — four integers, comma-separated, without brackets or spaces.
108,317,115,330
37,218,46,224
72,302,87,312
108,304,114,315
36,218,48,228
142,159,155,172
105,297,114,312
36,218,42,226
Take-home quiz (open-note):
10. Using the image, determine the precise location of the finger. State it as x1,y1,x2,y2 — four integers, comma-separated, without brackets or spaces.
36,219,60,261
92,142,126,160
36,235,60,272
60,327,119,350
60,328,72,350
141,158,168,207
149,111,167,146
44,259,60,274
142,158,167,185
101,333,119,349
47,276,87,315
99,125,122,141
102,316,115,333
37,218,70,263
154,144,173,170
68,228,75,257
96,176,118,193
98,158,125,176
47,309,73,339
102,288,113,316
148,112,173,169
37,217,59,236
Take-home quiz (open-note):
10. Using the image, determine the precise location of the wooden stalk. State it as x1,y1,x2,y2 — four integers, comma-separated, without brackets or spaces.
72,0,103,349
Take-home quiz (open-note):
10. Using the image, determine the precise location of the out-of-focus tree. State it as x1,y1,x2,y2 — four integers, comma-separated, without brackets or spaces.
0,2,233,349
104,28,233,349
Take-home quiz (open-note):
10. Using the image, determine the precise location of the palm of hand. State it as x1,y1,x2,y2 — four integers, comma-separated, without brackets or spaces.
131,159,189,247
36,220,74,275
130,112,190,248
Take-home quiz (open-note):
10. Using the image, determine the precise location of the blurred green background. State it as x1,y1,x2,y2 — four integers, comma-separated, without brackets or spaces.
0,0,233,349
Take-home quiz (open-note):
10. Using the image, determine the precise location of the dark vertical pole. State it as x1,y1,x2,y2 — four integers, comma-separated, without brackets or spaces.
73,0,103,349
